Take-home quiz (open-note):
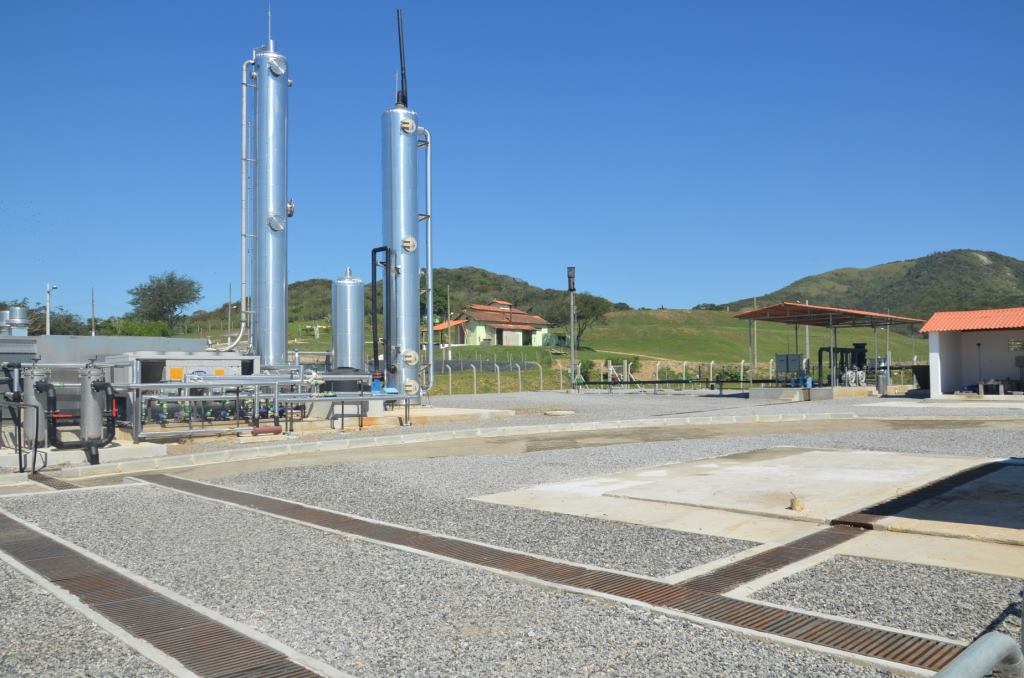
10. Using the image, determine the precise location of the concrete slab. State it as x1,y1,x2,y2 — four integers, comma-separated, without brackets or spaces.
835,530,1024,579
603,448,989,523
476,488,817,544
0,442,167,472
850,459,1024,545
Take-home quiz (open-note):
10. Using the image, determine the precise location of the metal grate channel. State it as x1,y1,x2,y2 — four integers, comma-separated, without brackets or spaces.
0,513,322,677
682,526,863,593
140,474,964,672
28,473,80,490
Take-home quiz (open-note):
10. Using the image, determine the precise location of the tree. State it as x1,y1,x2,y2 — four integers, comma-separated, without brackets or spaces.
573,293,614,349
128,272,202,326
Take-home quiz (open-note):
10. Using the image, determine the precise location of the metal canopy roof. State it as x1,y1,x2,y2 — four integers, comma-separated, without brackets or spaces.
734,302,924,328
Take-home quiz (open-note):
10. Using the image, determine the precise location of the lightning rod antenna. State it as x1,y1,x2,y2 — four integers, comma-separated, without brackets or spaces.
396,9,408,107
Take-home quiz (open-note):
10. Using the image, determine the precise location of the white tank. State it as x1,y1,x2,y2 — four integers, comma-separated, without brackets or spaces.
331,269,365,371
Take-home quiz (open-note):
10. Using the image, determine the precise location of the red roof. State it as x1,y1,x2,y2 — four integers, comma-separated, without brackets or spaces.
433,318,468,331
734,301,923,328
921,307,1024,333
460,301,549,327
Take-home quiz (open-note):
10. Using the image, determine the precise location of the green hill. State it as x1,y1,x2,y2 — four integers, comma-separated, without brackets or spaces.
723,249,1024,318
190,267,629,326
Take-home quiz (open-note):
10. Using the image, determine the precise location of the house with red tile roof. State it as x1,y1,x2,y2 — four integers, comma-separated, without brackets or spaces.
922,307,1024,396
433,300,550,347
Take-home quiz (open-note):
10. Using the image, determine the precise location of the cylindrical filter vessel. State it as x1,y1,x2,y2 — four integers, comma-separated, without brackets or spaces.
331,269,365,371
7,307,28,337
382,106,421,394
251,39,290,368
7,306,29,336
21,367,49,447
78,367,106,442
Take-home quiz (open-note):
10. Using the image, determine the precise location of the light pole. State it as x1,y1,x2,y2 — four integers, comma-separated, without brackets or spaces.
45,282,58,335
567,266,576,388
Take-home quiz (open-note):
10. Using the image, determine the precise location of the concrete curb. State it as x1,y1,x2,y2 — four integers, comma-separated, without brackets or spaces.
1,411,880,482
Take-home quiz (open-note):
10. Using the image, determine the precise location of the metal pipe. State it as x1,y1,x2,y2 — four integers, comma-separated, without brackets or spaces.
229,57,256,351
933,632,1023,678
419,126,434,392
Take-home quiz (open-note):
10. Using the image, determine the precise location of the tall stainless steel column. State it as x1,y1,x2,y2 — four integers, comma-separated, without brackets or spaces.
251,38,290,368
381,104,420,393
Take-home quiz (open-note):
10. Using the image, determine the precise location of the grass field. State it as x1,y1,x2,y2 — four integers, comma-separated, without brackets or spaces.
181,308,926,394
584,309,924,365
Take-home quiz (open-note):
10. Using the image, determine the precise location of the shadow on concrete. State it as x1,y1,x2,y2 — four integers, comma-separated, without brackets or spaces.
861,460,1024,530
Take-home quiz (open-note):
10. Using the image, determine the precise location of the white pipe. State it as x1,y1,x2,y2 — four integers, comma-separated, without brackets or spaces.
218,57,255,352
933,632,1022,678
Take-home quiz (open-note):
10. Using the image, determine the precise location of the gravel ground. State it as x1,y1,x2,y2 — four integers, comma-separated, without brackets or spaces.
0,559,167,677
371,391,1024,441
753,555,1023,642
211,425,1022,578
0,486,888,677
172,392,1024,458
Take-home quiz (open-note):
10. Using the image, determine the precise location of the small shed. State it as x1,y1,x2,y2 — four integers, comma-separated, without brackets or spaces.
434,300,550,347
921,307,1024,396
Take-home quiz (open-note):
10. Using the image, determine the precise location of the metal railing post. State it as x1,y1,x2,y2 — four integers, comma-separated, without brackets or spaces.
515,364,522,391
445,364,452,395
495,363,501,393
470,364,477,395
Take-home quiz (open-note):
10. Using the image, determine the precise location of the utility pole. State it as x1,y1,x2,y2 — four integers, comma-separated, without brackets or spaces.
91,287,96,336
568,266,576,387
446,283,451,356
752,296,758,377
45,282,58,335
805,300,810,365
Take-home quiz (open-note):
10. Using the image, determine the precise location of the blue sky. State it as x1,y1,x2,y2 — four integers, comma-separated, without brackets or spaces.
2,1,1021,317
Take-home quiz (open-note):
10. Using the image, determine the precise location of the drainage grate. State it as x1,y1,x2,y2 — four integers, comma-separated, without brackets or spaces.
681,526,863,593
0,512,322,677
28,473,80,491
141,474,964,672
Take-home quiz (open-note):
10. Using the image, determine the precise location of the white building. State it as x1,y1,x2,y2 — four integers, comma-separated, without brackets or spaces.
924,307,1024,397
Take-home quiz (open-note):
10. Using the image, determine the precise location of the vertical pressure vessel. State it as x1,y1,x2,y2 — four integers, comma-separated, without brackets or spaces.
382,106,420,394
251,39,290,368
332,269,365,371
